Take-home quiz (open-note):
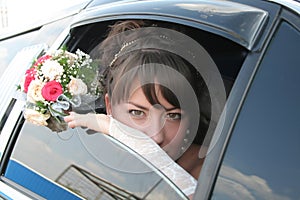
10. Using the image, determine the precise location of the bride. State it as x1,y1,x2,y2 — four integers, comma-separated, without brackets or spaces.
64,20,211,199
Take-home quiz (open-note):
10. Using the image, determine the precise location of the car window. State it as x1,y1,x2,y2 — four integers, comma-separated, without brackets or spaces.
0,16,73,80
0,31,39,78
211,20,300,199
2,19,249,199
6,121,188,199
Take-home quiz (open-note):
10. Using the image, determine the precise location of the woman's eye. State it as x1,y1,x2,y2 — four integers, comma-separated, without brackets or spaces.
129,109,145,117
166,113,181,120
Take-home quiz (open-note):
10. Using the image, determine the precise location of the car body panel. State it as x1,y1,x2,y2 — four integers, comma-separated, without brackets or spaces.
269,0,300,14
5,160,81,199
71,0,268,50
195,2,300,200
212,19,300,199
0,1,92,40
0,0,300,199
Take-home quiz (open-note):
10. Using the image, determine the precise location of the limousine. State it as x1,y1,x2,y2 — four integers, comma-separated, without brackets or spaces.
0,0,299,199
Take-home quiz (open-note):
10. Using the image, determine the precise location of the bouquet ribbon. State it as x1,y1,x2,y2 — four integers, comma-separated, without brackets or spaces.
50,94,81,117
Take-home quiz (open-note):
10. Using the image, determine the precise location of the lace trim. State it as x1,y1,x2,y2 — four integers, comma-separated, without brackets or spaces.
109,117,197,196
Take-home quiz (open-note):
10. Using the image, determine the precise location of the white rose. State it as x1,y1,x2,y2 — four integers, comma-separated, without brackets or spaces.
24,108,50,126
27,79,45,103
68,77,88,95
41,60,64,80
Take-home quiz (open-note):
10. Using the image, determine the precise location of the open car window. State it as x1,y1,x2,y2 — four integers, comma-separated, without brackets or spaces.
1,18,249,199
0,41,189,200
64,18,247,151
6,121,188,199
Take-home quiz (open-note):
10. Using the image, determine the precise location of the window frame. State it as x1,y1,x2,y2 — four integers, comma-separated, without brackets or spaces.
196,4,300,200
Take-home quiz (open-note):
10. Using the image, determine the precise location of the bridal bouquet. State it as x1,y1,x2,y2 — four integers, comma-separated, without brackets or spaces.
18,48,101,132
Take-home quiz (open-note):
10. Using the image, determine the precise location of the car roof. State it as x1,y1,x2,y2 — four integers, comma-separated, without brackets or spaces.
2,0,299,47
70,0,268,50
0,1,92,40
268,0,300,14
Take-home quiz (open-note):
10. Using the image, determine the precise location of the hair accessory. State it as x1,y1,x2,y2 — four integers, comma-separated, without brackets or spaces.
159,34,169,40
188,50,196,59
186,129,190,135
109,39,138,67
180,129,191,153
109,34,176,68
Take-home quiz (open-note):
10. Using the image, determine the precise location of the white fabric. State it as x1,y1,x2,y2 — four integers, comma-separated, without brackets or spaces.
109,117,197,197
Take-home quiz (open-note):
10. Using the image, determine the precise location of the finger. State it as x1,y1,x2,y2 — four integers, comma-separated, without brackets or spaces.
64,112,84,122
67,121,76,129
69,116,88,128
63,115,73,123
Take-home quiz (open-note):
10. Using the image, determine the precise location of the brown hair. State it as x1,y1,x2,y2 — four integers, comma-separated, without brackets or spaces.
91,20,210,144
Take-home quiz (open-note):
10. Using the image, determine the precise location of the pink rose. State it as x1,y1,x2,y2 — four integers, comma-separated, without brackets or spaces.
24,68,36,93
41,81,63,101
34,55,52,67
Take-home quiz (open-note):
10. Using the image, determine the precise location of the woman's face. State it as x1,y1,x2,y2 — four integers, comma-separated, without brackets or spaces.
107,84,190,160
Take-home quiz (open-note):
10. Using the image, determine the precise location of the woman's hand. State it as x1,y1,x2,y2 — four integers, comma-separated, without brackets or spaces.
64,112,110,134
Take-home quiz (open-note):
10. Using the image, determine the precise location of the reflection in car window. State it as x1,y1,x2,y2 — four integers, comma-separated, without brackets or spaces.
212,21,300,199
4,19,248,199
0,31,39,78
0,16,73,80
6,122,187,199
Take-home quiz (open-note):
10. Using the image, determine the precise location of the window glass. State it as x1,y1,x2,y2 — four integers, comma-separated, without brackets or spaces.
0,16,72,80
0,31,39,77
6,122,187,199
212,21,300,199
4,19,247,199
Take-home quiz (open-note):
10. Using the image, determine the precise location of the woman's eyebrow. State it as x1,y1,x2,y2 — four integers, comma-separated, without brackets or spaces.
128,102,149,110
128,101,179,112
165,107,179,112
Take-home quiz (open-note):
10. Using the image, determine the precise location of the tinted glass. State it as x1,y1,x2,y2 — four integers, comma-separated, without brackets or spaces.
0,16,73,80
6,122,187,199
212,21,300,199
3,18,248,200
0,31,39,77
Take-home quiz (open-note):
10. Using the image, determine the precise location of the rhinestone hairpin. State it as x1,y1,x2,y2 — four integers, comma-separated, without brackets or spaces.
109,39,138,67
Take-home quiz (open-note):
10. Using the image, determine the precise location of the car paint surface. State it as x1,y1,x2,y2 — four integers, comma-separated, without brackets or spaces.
0,0,299,199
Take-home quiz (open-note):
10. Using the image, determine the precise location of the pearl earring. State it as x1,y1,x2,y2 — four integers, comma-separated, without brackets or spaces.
181,129,190,152
186,129,190,135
